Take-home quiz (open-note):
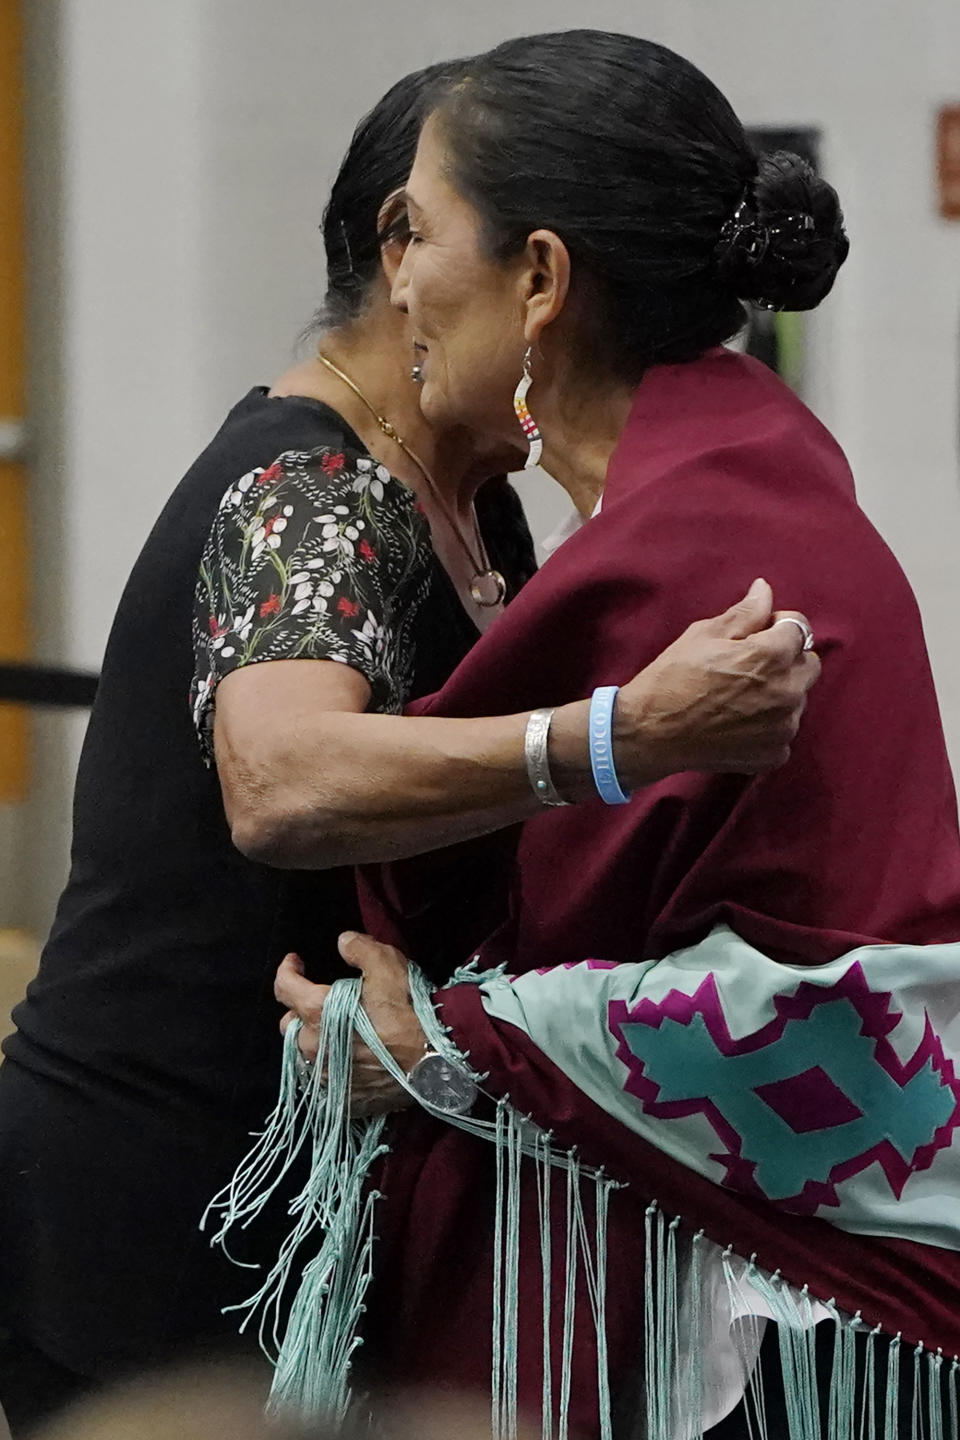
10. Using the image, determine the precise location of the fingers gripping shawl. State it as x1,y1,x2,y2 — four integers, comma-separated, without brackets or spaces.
204,962,619,1436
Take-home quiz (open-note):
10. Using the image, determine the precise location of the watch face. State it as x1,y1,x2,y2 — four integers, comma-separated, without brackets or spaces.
409,1052,478,1116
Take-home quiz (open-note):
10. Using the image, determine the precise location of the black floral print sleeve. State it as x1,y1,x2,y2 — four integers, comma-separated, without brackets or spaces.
190,446,433,763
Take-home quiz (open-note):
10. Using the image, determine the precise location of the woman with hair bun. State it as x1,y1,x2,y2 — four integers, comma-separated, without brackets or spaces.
259,28,960,1440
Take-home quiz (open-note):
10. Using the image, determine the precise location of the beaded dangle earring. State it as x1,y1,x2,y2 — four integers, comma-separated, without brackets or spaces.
513,346,543,468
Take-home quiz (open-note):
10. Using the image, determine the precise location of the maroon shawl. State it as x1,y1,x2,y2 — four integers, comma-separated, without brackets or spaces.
358,349,960,1417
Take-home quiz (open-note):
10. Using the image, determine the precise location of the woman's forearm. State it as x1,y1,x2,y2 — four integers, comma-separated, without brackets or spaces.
220,700,598,869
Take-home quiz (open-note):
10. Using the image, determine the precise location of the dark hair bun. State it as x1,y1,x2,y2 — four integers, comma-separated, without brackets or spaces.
716,150,850,311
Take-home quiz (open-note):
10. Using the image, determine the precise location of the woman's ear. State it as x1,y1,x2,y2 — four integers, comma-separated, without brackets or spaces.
521,230,571,345
377,187,410,287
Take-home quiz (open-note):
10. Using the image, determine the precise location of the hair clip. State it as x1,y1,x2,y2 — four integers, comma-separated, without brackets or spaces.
717,199,770,267
773,212,815,233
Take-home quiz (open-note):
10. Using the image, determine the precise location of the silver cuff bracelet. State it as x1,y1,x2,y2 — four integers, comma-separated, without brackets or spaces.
524,707,572,808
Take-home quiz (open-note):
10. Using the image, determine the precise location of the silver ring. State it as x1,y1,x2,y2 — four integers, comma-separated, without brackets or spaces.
774,616,815,652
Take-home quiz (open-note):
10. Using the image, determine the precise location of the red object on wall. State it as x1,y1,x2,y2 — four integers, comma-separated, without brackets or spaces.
937,105,960,219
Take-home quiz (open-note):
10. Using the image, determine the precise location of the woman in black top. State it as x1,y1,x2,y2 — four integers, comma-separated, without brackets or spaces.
0,60,815,1437
0,65,530,1434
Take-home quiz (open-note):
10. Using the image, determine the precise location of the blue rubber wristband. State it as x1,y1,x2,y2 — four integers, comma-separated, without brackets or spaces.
588,686,632,805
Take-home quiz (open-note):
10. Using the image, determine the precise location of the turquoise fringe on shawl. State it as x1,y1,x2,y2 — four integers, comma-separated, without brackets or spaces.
204,966,960,1438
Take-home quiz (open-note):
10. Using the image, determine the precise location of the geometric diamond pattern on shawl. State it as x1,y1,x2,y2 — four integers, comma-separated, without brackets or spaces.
754,1066,864,1134
609,962,960,1215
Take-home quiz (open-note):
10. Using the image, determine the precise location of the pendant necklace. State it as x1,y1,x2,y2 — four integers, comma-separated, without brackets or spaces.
316,352,507,608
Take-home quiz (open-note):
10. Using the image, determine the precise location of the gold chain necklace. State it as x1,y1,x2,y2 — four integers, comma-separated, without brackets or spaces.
316,352,507,608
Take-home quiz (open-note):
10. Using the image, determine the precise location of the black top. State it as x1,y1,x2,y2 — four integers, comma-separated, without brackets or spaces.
0,388,534,1378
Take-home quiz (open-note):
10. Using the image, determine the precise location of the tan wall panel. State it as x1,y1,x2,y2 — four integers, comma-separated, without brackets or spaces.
0,465,29,802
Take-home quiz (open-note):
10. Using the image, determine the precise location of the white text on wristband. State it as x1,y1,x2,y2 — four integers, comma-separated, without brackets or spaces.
589,686,632,806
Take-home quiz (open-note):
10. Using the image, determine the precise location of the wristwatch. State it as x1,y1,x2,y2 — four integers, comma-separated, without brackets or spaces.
406,1049,478,1116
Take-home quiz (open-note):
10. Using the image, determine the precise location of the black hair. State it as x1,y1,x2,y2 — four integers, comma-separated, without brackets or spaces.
314,61,454,330
429,31,849,380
